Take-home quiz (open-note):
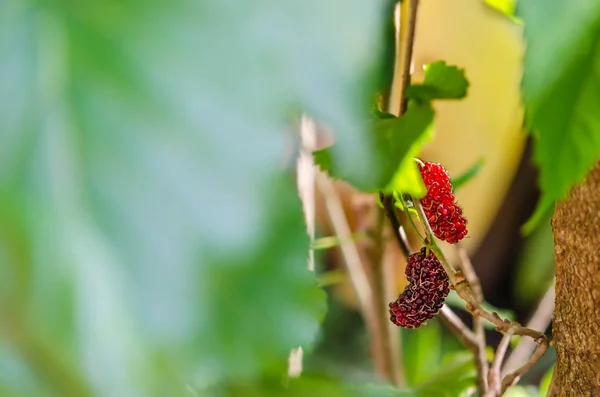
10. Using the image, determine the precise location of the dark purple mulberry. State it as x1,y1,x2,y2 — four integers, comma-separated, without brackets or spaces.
389,248,450,328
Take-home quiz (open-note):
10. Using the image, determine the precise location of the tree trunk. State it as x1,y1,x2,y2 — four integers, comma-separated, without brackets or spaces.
551,161,600,395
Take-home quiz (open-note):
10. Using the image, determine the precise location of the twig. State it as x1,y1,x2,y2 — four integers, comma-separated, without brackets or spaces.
398,0,420,115
369,208,404,387
438,306,478,348
380,192,411,258
456,245,483,303
371,0,423,386
501,337,548,393
316,173,395,384
409,197,549,393
486,327,516,396
502,280,555,375
316,173,376,328
456,245,489,391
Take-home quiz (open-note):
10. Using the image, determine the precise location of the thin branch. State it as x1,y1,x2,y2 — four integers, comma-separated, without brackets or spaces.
456,245,488,391
438,305,478,348
473,318,489,392
487,327,516,395
501,337,548,393
503,280,555,375
316,173,375,326
412,199,459,281
317,173,398,384
398,0,420,115
369,207,404,387
456,245,483,303
380,192,411,258
407,196,549,393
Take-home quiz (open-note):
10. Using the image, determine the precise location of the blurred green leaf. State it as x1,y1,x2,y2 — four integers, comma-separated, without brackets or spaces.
316,270,346,288
539,365,554,396
503,385,538,397
312,234,367,251
518,1,600,233
315,102,433,196
413,350,476,397
451,158,484,192
514,209,555,305
202,375,417,397
406,61,469,101
401,320,442,386
0,0,390,395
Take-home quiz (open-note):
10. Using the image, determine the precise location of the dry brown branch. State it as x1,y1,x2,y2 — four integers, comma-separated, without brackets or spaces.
456,245,488,391
503,280,555,375
486,327,516,395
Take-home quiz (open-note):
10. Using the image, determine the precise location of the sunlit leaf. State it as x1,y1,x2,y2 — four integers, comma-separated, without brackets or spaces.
519,0,600,233
0,0,388,394
406,61,469,101
451,157,484,192
315,102,433,197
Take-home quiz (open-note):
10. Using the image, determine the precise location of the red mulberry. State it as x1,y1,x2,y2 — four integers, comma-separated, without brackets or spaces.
418,161,468,244
389,248,450,328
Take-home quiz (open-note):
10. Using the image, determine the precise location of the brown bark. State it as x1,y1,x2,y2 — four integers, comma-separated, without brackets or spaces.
551,161,600,396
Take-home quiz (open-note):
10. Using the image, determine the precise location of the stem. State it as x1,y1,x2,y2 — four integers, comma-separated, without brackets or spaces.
398,0,420,115
438,306,478,347
407,195,549,394
370,208,404,387
316,173,378,336
412,199,459,282
502,280,555,375
380,192,411,258
317,173,401,385
486,327,516,395
455,245,488,391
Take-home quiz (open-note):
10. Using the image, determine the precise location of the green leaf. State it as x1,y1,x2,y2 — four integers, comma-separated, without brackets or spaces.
518,1,600,233
406,61,469,101
514,210,555,305
539,365,555,396
414,350,476,397
503,385,538,397
484,0,521,22
202,375,417,397
450,157,484,192
401,320,442,386
315,102,434,196
1,0,388,394
312,234,367,251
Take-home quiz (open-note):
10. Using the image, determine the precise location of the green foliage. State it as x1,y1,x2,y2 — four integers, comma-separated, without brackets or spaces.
405,61,469,101
413,351,477,396
314,102,434,197
0,0,389,395
315,61,469,197
401,321,442,386
514,210,555,306
538,365,554,396
202,375,417,397
519,1,600,233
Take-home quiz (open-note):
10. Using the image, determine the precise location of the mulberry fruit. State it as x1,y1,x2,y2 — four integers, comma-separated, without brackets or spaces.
389,248,450,328
418,161,468,244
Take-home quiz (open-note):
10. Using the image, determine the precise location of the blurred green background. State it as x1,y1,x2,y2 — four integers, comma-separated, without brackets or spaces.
0,0,558,396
